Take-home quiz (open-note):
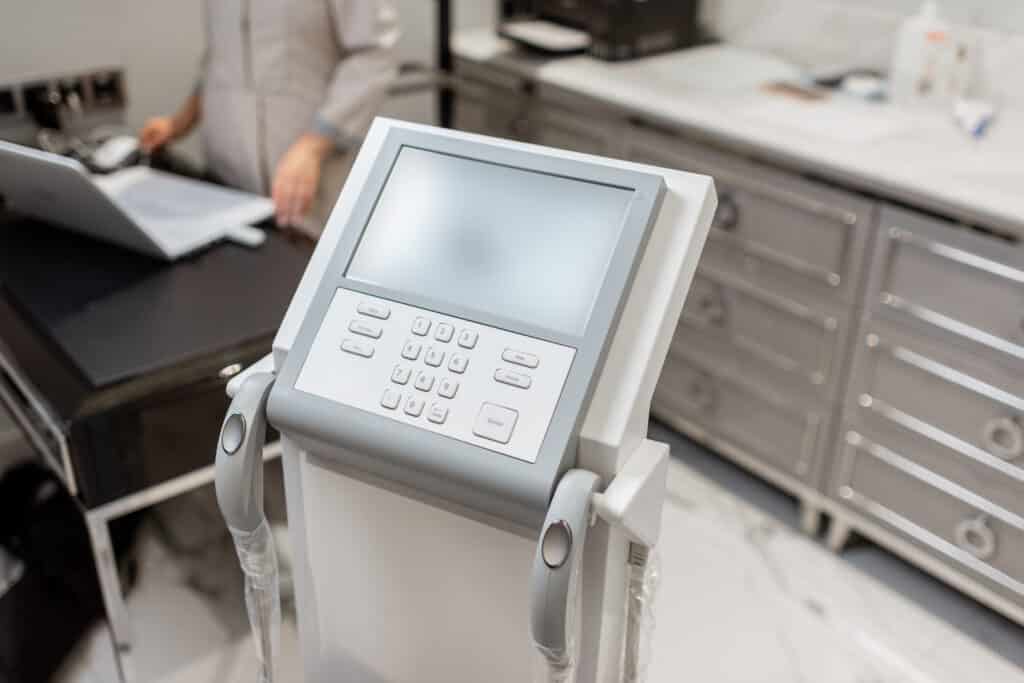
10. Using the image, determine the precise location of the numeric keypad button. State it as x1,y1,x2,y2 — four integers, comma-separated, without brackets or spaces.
391,365,411,385
404,396,425,417
457,329,478,349
381,388,401,410
438,378,459,399
449,354,469,374
401,340,423,361
412,317,431,336
427,403,449,424
435,322,454,342
414,372,435,392
425,347,445,367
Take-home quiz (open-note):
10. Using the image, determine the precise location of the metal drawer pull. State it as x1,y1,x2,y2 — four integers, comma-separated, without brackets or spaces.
714,193,739,231
954,515,997,561
982,417,1023,461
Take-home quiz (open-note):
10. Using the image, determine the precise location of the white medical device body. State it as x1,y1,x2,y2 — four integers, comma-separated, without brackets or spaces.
220,118,715,682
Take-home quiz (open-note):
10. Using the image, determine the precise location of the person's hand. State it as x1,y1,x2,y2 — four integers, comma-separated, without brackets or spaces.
139,116,177,153
272,133,332,228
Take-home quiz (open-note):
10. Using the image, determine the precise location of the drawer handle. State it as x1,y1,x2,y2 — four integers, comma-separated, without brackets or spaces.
954,515,997,561
714,193,739,232
695,292,726,326
981,417,1023,461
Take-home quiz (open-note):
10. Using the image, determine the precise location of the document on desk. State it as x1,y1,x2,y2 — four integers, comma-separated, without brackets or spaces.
740,96,920,145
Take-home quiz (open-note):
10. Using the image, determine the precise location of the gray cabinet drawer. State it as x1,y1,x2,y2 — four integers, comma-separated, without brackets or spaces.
625,125,873,306
837,431,1024,602
680,271,843,396
532,104,619,156
850,325,1024,469
453,81,534,141
870,206,1024,363
654,353,826,483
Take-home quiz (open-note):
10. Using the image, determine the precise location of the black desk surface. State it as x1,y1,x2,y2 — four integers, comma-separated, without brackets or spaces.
0,213,311,420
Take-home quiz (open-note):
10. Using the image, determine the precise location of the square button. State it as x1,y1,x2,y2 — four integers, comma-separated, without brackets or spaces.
404,396,425,417
438,378,459,399
473,403,518,444
457,329,478,349
425,347,445,367
435,322,454,342
414,371,435,392
427,403,448,424
449,354,469,374
412,317,431,336
391,365,411,385
381,388,401,410
401,340,422,361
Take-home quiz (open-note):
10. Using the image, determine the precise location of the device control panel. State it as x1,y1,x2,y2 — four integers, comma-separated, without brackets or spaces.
294,288,576,463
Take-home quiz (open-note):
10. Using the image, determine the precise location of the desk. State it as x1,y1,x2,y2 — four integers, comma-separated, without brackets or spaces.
0,214,310,681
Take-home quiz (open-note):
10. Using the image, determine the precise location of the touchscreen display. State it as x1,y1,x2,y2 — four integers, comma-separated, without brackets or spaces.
345,146,635,337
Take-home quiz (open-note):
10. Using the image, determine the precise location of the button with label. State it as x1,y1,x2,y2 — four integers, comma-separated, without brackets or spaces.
457,329,478,349
494,368,531,389
404,395,425,417
381,388,401,410
391,365,411,385
401,340,422,361
473,403,518,444
412,317,431,336
341,338,374,358
438,378,459,399
501,349,539,369
427,403,448,424
449,354,469,374
357,301,390,320
425,347,445,367
435,322,454,342
349,319,383,339
414,371,435,392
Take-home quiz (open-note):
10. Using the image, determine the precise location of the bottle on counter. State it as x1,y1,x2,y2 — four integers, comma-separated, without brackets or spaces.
889,1,960,107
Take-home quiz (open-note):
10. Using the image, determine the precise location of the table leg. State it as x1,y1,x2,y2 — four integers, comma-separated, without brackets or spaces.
86,512,135,683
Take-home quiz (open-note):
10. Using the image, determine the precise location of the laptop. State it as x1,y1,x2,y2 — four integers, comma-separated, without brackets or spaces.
0,140,274,260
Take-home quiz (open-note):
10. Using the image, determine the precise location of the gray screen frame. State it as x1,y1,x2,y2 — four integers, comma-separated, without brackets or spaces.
269,128,665,528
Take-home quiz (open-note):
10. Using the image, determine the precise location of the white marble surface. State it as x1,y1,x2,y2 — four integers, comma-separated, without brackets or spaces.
453,30,1024,238
58,459,1023,683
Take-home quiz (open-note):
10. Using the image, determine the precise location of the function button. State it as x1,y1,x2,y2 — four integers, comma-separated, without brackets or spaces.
449,354,469,374
438,378,459,399
381,388,401,410
357,301,390,320
427,403,449,425
404,395,425,417
435,322,455,342
425,347,446,368
457,329,478,349
349,319,383,339
401,340,423,361
412,317,431,336
414,371,435,392
341,338,374,358
473,403,518,444
494,368,532,390
501,349,539,369
391,365,411,385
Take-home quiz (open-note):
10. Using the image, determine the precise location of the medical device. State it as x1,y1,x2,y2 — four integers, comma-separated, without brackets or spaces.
215,118,715,682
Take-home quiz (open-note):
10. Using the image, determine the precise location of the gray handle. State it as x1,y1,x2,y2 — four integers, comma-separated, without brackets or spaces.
215,373,275,534
530,469,601,666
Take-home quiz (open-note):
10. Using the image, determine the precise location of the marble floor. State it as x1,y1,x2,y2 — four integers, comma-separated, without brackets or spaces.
58,425,1024,683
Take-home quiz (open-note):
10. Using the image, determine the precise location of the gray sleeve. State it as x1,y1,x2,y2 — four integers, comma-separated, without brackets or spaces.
316,0,401,148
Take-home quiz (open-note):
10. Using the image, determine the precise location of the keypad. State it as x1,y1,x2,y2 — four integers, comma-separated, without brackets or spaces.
412,317,431,336
402,340,423,361
425,347,445,367
414,371,435,392
427,403,449,424
404,395,425,417
438,378,459,399
457,329,478,349
449,354,469,374
435,322,454,342
381,388,401,410
391,365,411,385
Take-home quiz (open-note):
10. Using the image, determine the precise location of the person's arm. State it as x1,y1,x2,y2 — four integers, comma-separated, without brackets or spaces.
139,91,202,153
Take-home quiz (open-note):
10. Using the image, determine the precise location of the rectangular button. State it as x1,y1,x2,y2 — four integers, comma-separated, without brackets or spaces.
412,317,431,336
401,340,422,360
414,371,435,392
404,395,425,417
438,378,459,399
381,388,401,410
435,322,454,342
357,301,390,320
473,403,518,444
494,368,531,389
391,365,411,385
502,349,538,369
449,354,469,374
425,347,445,367
341,338,374,358
427,403,449,424
349,319,383,339
457,329,478,349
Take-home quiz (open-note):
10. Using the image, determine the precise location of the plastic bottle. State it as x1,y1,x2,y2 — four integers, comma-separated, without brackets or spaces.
889,2,955,107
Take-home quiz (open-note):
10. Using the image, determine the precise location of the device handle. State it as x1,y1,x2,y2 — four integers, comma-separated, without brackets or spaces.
215,372,275,533
530,469,601,674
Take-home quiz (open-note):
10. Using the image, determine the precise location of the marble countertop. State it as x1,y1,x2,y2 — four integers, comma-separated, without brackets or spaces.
453,30,1024,239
